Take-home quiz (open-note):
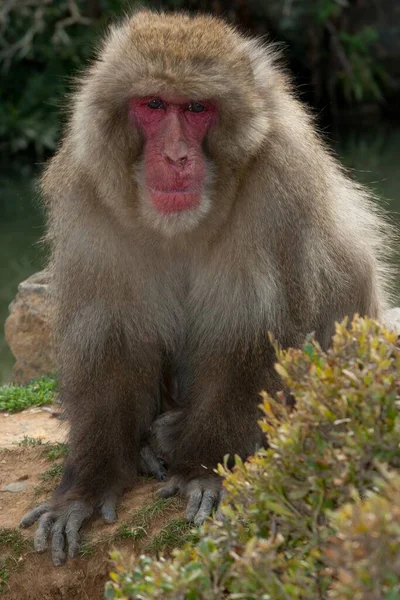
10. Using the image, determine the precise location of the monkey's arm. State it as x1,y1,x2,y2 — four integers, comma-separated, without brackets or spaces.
20,320,163,565
150,340,282,523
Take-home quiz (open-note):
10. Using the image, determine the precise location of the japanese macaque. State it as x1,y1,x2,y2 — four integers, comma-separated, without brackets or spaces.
20,9,391,565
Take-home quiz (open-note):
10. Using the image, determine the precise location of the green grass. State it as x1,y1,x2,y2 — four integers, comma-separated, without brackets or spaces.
0,528,31,593
145,519,197,555
0,528,28,557
72,496,186,561
45,442,68,461
0,376,56,412
16,437,69,461
40,463,63,482
79,540,96,558
116,496,183,542
16,435,44,447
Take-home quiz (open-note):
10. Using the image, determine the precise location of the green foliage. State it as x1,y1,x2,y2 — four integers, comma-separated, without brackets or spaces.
338,27,388,104
0,0,133,160
254,0,387,107
105,317,400,599
327,471,400,599
0,376,56,412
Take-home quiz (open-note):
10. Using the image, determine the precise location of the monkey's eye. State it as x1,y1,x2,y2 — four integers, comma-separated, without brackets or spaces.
187,102,205,113
147,98,165,110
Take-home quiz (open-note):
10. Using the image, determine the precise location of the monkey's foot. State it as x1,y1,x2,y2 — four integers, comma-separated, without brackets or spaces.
20,499,96,565
157,474,224,524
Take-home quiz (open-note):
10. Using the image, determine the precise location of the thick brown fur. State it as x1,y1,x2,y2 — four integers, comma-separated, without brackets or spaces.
36,9,391,531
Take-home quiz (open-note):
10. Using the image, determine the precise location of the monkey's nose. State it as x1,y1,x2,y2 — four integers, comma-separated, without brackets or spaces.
164,140,189,167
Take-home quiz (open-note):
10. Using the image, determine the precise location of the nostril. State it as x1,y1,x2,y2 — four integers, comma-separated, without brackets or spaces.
165,155,187,167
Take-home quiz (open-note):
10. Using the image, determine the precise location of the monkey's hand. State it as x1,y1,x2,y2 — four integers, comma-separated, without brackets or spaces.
148,412,225,523
20,446,166,566
157,473,224,524
20,498,97,565
20,445,166,566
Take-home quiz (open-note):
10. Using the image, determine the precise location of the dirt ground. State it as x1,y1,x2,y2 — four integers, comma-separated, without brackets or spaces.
0,407,66,448
0,409,185,600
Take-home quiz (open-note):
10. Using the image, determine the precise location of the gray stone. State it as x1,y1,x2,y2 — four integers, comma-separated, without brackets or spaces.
1,481,26,493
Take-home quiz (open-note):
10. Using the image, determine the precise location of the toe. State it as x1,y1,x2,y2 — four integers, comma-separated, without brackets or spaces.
34,512,55,552
193,489,217,525
157,476,180,499
51,517,68,566
20,503,50,528
185,484,203,522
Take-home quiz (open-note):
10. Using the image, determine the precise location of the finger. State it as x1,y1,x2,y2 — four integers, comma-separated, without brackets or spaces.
156,477,180,499
51,517,67,566
66,510,87,558
20,503,51,528
101,496,117,523
140,446,167,481
34,512,55,552
185,484,203,522
193,489,217,525
215,489,227,521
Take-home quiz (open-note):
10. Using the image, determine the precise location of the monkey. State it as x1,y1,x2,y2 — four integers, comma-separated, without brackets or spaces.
20,9,392,566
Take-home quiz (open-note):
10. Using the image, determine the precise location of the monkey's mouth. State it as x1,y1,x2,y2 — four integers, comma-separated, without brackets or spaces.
150,190,201,214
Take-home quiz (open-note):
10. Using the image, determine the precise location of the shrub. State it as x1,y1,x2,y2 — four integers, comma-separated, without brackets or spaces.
326,471,400,599
105,317,400,599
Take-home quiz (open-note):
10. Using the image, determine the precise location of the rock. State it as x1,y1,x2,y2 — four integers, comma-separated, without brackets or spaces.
1,481,26,493
4,270,56,384
383,307,400,334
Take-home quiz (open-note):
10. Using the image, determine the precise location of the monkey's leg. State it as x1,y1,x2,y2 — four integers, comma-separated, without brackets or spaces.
152,340,282,523
20,336,162,565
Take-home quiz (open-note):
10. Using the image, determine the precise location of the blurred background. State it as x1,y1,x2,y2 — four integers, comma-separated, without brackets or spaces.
0,0,399,383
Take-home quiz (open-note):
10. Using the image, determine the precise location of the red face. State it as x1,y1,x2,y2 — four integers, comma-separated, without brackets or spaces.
130,96,217,215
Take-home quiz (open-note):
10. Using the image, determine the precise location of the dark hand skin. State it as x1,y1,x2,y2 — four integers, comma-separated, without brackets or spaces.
20,445,166,566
